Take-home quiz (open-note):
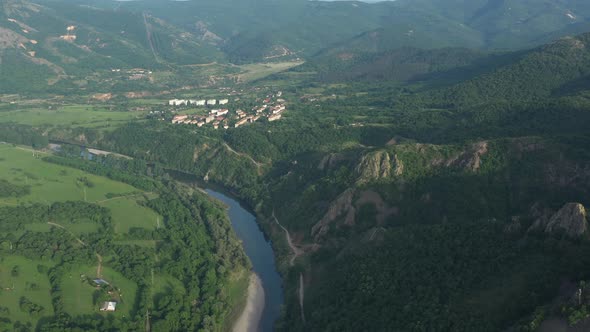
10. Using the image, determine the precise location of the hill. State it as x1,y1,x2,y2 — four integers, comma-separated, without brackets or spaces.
89,0,590,63
0,0,223,93
420,33,590,107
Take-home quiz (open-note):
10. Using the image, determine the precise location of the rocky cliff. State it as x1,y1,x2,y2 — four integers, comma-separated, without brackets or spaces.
529,203,588,238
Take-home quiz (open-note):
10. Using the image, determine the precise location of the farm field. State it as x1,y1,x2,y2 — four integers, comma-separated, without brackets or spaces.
0,105,146,128
0,144,160,235
0,255,55,327
236,61,304,82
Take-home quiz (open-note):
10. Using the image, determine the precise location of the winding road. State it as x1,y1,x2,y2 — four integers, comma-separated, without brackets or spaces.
271,211,306,325
271,211,303,266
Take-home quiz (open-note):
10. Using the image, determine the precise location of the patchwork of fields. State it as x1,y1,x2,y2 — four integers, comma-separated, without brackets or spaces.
0,144,173,327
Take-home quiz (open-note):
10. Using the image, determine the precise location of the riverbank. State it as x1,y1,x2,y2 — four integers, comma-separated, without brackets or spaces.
233,273,265,332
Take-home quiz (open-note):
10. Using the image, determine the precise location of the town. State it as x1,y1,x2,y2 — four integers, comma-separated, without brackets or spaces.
167,91,286,129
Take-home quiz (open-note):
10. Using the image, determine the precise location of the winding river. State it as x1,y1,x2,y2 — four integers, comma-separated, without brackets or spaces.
205,190,283,332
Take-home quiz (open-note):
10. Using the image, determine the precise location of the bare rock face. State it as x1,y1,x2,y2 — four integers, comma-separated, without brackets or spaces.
355,151,403,184
529,203,588,238
545,203,587,237
446,141,489,172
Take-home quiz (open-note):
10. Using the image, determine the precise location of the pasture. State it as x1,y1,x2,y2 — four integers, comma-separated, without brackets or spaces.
0,144,160,234
236,61,304,82
0,255,55,327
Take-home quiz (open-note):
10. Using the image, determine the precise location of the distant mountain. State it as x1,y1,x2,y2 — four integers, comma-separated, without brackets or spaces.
3,0,590,92
0,0,222,92
98,0,590,63
293,47,494,83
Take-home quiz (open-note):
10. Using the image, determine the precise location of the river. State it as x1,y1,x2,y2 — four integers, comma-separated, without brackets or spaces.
205,190,283,332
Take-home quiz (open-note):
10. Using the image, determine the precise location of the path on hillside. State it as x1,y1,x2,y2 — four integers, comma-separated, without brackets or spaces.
143,12,159,62
47,222,86,246
272,211,307,324
271,211,303,266
223,143,265,170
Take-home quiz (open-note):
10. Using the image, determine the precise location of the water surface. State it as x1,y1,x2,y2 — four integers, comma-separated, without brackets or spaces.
206,189,283,332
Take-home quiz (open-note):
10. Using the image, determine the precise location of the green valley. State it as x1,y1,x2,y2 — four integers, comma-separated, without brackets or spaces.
2,0,590,331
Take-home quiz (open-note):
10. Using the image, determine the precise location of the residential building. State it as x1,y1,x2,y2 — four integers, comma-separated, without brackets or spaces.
172,115,188,124
100,302,117,312
268,114,282,122
235,118,249,128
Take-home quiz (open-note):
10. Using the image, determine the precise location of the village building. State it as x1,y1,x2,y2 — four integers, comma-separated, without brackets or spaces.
235,118,249,128
271,105,285,114
205,115,215,123
169,99,188,106
195,100,206,106
172,115,189,124
268,114,282,122
100,301,117,312
207,99,217,106
219,99,229,105
93,279,109,286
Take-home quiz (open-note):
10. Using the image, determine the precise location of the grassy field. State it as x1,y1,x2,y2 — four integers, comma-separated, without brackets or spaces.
236,61,304,82
100,198,160,233
0,255,55,327
0,105,146,128
0,144,160,234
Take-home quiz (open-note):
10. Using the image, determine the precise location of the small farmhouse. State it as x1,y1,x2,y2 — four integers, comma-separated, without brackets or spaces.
100,301,117,312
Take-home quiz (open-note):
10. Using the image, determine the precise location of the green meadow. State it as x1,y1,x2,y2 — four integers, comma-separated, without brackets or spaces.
236,61,304,82
0,144,160,235
0,256,55,327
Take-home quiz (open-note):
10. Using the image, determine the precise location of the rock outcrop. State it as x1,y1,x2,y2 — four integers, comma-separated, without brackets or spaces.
529,203,587,238
355,151,403,184
446,141,489,172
